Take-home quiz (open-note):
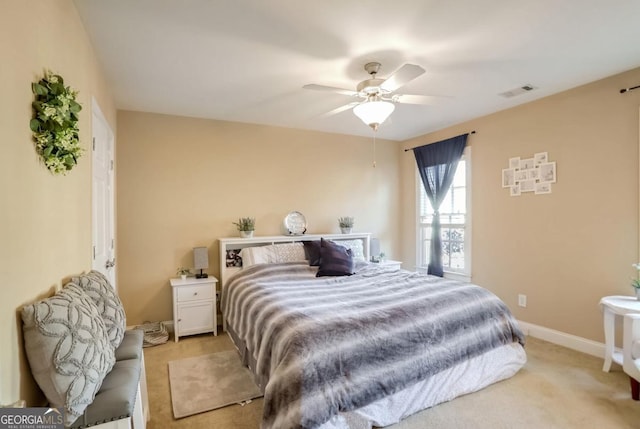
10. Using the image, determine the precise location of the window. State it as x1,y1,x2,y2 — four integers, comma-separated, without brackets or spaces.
417,149,471,279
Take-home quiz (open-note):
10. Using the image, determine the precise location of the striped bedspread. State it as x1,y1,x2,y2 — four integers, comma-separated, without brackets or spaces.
221,262,525,429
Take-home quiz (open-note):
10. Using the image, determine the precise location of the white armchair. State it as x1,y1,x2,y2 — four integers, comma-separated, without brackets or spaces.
623,313,640,400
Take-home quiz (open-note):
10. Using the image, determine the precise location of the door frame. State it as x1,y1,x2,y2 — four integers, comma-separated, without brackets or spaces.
91,97,116,288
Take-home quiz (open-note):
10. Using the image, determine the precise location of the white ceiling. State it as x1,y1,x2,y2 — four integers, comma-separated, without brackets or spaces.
73,0,640,141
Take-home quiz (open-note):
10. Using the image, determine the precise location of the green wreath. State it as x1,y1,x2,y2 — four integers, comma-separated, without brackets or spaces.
29,70,82,174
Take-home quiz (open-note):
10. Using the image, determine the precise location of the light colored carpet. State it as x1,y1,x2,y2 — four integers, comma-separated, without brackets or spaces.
168,350,262,418
143,333,640,428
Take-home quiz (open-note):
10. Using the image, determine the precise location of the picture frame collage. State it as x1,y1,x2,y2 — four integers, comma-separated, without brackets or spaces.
502,152,556,196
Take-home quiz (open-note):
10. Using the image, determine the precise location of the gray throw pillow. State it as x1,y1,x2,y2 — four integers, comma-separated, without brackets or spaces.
21,283,116,426
72,270,126,349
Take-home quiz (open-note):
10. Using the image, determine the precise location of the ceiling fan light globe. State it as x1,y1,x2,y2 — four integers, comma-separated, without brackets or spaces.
353,100,395,128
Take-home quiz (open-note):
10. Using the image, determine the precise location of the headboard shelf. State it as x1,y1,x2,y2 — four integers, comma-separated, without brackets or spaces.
218,233,371,288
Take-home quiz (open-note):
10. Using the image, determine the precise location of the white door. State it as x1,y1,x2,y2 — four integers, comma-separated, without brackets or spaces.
91,98,116,288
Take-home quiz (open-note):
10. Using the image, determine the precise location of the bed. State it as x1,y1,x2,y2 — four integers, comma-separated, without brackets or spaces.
219,235,526,429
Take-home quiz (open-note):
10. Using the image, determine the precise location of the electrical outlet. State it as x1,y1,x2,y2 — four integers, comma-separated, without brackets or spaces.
518,294,527,308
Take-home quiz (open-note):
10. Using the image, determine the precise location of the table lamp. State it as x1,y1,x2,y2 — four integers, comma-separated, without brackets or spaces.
193,247,209,278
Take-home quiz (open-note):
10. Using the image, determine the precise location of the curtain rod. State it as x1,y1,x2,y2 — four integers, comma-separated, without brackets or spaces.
620,85,640,94
403,131,476,152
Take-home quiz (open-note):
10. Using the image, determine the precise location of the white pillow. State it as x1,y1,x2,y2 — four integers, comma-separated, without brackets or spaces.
240,246,268,267
335,239,366,262
240,243,306,267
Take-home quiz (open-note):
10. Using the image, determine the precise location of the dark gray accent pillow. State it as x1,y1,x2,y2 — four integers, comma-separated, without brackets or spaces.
303,240,321,266
317,238,355,277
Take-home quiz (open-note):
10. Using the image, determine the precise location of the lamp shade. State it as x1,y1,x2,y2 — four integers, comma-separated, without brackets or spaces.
353,99,395,129
370,238,380,261
193,247,209,270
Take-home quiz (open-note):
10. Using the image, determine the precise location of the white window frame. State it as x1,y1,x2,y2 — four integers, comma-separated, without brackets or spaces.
415,147,472,282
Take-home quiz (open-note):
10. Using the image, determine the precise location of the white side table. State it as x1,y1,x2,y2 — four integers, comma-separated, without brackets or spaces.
372,260,402,270
170,276,218,342
599,295,640,371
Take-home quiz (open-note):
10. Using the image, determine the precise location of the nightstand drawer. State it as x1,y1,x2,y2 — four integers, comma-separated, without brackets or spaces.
176,284,213,302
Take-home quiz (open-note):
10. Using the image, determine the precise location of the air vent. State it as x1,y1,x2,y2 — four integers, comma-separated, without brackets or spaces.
499,84,537,98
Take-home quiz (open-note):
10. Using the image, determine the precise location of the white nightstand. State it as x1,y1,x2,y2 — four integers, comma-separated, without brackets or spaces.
374,259,402,270
170,276,218,342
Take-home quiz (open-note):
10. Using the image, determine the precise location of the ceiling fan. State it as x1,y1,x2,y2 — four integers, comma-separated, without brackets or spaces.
303,62,436,130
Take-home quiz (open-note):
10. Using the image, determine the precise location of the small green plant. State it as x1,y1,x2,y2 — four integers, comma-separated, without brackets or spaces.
371,252,386,263
176,267,191,276
632,263,640,289
233,217,255,231
338,217,354,228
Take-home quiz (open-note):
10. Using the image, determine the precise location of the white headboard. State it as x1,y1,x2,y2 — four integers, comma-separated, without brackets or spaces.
218,233,371,289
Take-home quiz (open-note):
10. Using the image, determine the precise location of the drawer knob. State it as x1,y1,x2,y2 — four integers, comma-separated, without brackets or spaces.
194,292,198,295
178,319,182,322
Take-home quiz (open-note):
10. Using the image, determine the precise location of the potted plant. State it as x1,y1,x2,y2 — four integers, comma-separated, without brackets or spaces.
632,263,640,300
371,252,386,263
233,217,255,238
338,216,354,234
176,267,191,281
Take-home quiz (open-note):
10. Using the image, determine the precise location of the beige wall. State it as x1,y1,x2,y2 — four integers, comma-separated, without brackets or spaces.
5,1,638,408
116,111,401,325
1,1,116,406
401,67,640,342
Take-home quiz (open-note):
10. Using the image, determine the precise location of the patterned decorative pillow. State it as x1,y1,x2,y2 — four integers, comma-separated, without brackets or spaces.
241,243,306,267
21,283,116,426
317,238,355,277
270,242,306,263
71,270,126,349
334,239,366,262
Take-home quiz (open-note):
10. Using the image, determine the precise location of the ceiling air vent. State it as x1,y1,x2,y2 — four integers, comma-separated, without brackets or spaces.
499,84,537,98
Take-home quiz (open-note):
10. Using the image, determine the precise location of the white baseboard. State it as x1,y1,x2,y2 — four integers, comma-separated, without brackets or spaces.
517,320,612,360
163,320,174,333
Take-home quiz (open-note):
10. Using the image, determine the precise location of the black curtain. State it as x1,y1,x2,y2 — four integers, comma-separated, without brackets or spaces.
413,134,468,277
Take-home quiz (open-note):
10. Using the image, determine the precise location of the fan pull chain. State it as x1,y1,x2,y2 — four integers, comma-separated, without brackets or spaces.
372,131,377,168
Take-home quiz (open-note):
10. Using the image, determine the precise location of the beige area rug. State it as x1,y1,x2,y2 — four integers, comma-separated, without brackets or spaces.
168,350,263,418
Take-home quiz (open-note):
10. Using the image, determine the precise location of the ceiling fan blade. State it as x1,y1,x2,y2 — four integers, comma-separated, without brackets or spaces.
380,64,426,92
303,84,358,97
320,102,359,118
392,94,448,105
